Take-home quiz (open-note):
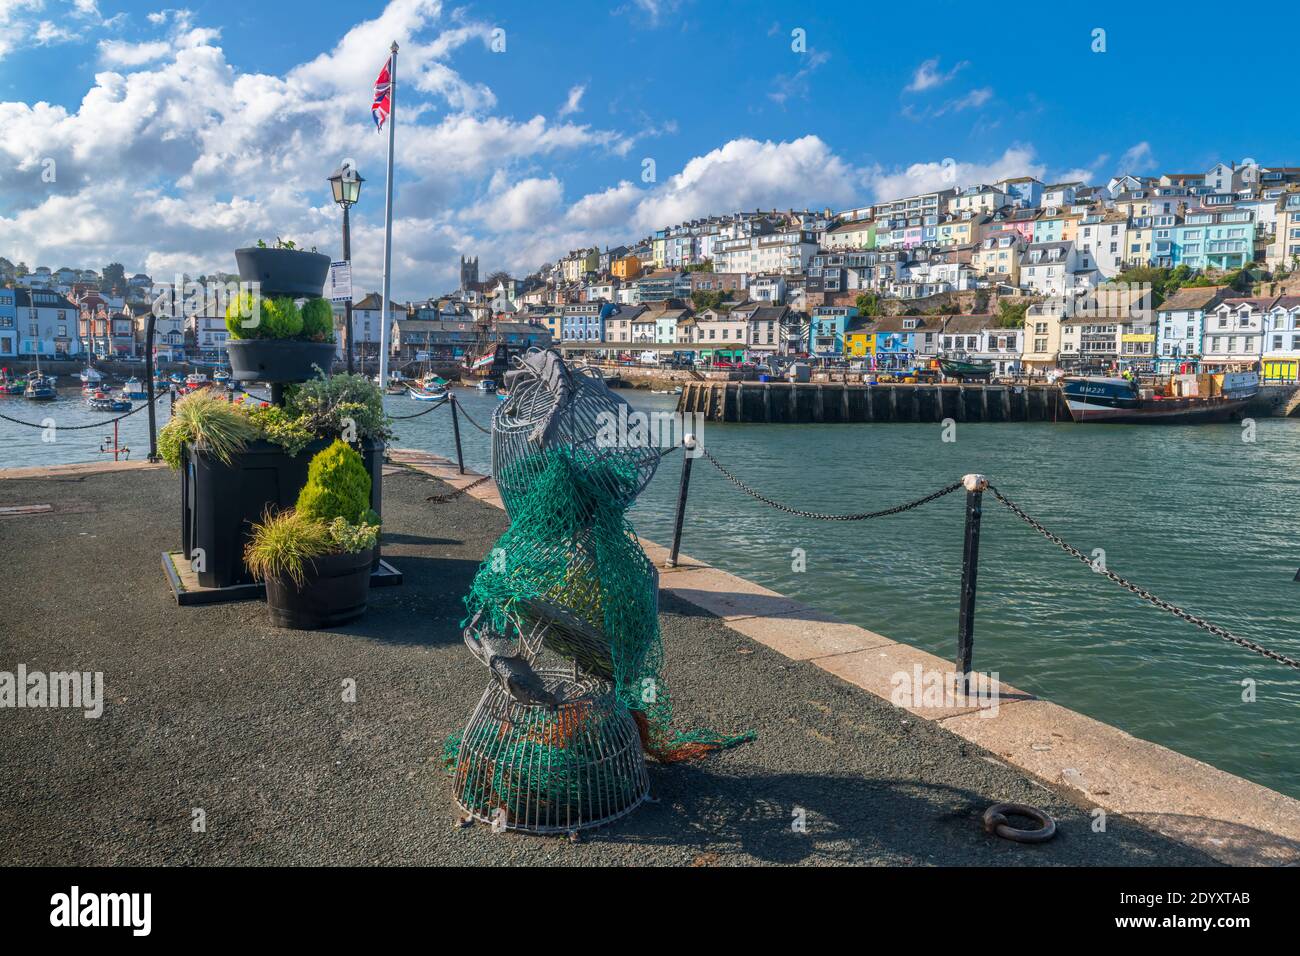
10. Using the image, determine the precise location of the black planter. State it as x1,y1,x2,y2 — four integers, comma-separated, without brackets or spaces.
264,547,374,629
235,247,331,299
182,436,385,589
226,339,337,383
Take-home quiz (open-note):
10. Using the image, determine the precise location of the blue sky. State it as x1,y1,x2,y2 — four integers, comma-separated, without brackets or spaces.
2,0,1298,298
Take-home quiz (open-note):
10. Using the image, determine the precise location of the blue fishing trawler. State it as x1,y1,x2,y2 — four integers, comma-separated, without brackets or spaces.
1061,372,1257,424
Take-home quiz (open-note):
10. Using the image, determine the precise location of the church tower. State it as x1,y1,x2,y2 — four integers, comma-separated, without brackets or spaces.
459,255,479,291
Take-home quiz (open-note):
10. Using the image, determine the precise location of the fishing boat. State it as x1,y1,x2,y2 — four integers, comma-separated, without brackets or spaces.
938,355,995,380
213,368,232,385
79,366,104,386
169,372,185,386
476,378,496,392
408,386,447,402
87,390,131,412
185,372,210,388
1061,371,1258,424
0,368,24,395
23,372,57,401
120,376,149,400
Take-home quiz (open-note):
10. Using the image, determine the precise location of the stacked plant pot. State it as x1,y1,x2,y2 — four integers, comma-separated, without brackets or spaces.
180,247,383,591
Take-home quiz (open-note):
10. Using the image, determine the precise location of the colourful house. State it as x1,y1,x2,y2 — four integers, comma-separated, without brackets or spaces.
844,317,876,358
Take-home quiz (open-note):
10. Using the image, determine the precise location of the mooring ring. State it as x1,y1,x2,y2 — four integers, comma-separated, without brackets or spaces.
983,802,1056,843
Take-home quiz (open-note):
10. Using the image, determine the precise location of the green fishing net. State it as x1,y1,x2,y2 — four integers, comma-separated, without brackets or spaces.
456,445,753,763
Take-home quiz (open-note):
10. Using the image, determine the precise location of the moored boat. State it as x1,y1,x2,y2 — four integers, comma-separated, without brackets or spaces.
476,378,496,392
87,390,131,412
408,387,447,402
23,372,57,401
0,368,24,395
1061,371,1258,424
938,355,995,380
120,376,149,399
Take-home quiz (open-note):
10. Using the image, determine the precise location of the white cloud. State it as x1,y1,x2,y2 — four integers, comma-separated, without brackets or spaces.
0,2,637,297
866,146,1045,199
1119,141,1156,173
905,57,967,93
470,176,564,231
98,39,172,66
558,84,585,117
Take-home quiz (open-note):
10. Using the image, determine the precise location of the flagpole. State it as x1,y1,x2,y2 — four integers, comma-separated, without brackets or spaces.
378,41,398,390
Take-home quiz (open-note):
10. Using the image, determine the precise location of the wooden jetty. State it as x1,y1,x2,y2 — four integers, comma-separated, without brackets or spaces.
676,380,1070,424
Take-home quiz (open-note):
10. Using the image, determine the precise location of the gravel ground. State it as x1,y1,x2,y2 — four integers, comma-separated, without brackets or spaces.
0,465,1216,866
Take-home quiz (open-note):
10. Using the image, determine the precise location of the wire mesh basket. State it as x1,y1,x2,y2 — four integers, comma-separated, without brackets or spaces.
451,670,650,834
492,351,662,517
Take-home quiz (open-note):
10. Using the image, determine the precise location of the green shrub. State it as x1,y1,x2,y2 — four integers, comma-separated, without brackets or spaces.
262,296,304,338
225,290,268,340
295,439,371,524
157,390,259,469
300,298,335,342
247,403,317,457
244,509,334,585
287,372,392,443
325,516,380,553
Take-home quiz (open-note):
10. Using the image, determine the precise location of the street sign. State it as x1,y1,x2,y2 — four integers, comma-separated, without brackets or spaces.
328,260,352,303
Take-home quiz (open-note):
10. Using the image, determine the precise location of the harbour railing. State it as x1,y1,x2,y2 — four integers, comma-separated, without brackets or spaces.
665,436,1300,680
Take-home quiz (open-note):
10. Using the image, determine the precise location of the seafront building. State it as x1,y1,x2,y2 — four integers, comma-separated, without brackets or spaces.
7,160,1300,377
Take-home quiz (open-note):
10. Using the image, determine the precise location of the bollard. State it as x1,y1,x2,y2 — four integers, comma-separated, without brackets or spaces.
666,433,697,568
144,311,159,462
956,473,988,696
449,393,465,475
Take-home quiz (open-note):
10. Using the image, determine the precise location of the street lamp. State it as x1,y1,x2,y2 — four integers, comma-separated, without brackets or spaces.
328,161,364,373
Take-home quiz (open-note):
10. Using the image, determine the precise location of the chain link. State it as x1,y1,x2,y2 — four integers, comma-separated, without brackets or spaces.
0,390,169,431
452,397,493,434
390,398,449,420
988,484,1300,670
698,446,962,521
426,473,494,503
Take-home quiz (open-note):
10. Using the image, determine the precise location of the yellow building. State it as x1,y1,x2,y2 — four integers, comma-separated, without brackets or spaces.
611,255,641,280
845,320,876,358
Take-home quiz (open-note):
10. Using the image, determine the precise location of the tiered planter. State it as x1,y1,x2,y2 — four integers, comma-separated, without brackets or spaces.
167,246,397,606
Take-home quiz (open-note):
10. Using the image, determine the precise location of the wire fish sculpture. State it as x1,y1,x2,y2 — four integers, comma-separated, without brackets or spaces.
447,349,752,834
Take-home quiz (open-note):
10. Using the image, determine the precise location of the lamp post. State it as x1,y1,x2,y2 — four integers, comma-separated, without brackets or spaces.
328,162,364,374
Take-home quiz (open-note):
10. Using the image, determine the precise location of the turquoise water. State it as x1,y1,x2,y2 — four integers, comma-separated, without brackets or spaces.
4,387,1298,799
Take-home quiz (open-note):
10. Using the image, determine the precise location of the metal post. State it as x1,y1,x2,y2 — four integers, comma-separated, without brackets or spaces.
956,473,987,696
667,434,697,568
449,393,465,474
144,310,159,462
343,202,354,375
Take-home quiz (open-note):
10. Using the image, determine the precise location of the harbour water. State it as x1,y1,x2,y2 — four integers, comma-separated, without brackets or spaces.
3,387,1298,799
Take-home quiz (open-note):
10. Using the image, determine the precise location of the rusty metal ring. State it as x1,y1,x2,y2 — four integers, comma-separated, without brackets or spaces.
983,802,1056,843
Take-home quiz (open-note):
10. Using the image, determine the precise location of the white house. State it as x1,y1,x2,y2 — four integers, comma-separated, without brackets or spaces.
1020,241,1098,297
1154,285,1225,369
1203,297,1273,368
1261,295,1300,382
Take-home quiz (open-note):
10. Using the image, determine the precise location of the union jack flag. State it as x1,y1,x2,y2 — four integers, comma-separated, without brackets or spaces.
371,57,392,131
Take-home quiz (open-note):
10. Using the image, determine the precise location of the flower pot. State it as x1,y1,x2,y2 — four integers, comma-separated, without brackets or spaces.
226,339,337,383
235,247,331,299
181,436,382,589
264,547,374,629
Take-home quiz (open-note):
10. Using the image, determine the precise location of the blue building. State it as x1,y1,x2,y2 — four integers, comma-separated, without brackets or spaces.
870,316,923,370
561,302,615,342
0,287,15,358
810,306,851,357
1171,210,1255,271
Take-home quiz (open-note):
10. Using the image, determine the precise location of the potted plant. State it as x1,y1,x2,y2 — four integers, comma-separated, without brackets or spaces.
225,289,338,384
159,383,389,590
245,440,380,629
234,238,331,299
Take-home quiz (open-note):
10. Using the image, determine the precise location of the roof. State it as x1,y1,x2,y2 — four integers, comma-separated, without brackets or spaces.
1218,296,1278,311
1155,286,1227,313
940,314,1001,333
